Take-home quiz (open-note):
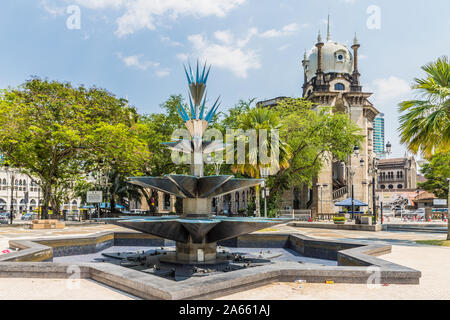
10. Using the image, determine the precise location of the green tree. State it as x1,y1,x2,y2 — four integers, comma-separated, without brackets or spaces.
417,151,450,240
419,151,450,199
398,56,450,157
271,98,363,200
232,106,292,216
0,78,149,219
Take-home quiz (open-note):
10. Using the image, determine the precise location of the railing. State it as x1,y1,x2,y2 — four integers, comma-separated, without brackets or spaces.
333,186,348,200
378,177,404,183
315,213,339,221
278,209,311,221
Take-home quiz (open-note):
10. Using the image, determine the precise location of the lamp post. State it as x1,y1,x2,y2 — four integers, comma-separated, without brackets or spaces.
341,146,364,222
260,167,270,218
207,154,223,214
380,142,392,224
316,183,328,218
4,164,14,224
447,178,450,240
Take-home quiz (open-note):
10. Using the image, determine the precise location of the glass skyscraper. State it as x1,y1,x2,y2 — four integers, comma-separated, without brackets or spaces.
374,113,385,157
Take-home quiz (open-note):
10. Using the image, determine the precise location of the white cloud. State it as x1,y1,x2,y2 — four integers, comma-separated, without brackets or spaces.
43,0,246,37
114,0,246,37
116,53,159,70
160,36,182,47
260,23,305,38
155,69,171,77
214,30,234,45
117,52,171,77
370,76,411,105
178,23,307,78
40,0,65,16
277,44,292,51
181,30,260,78
71,0,124,9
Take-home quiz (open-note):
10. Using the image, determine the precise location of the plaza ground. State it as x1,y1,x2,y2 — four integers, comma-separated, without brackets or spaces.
0,222,449,300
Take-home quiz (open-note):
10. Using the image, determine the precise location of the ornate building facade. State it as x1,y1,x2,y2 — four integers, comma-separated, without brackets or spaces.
0,167,81,215
376,157,417,191
261,18,380,215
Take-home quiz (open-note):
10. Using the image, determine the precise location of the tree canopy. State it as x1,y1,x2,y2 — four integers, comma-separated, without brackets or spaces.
0,78,150,217
418,151,450,199
398,56,450,157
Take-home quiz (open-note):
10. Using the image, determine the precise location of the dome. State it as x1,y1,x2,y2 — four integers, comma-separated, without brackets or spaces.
304,41,354,81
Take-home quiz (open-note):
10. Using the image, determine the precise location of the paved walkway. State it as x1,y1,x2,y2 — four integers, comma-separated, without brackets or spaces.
219,224,450,300
219,244,450,300
0,223,449,300
0,278,136,300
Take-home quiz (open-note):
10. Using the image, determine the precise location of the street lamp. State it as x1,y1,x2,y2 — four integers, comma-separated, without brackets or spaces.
342,148,364,222
4,164,14,224
316,183,329,218
260,167,270,218
207,154,224,214
386,142,392,155
379,142,392,223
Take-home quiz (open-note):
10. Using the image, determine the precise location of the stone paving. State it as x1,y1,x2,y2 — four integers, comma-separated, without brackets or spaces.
218,244,450,300
0,223,448,299
218,224,450,300
0,278,136,300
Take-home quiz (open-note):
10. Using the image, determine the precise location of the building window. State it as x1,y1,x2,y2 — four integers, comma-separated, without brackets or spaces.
397,184,403,189
334,83,345,91
380,185,385,190
388,185,394,189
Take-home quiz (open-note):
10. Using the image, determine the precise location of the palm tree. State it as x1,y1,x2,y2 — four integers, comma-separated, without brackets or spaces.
232,107,291,216
399,56,450,239
398,56,450,157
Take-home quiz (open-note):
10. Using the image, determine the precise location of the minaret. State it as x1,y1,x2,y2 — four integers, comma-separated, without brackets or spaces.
315,31,325,88
302,50,309,95
327,14,331,42
351,33,361,91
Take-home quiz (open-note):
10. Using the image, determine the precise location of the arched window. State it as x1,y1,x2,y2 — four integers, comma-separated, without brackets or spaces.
334,83,345,91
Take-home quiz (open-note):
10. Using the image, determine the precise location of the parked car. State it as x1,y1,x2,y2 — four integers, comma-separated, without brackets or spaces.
415,208,425,217
0,212,15,219
21,213,38,221
382,209,395,217
0,215,8,224
130,209,146,215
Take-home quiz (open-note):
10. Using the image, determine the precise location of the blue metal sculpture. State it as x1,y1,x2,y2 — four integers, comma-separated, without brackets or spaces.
177,61,218,123
101,62,290,264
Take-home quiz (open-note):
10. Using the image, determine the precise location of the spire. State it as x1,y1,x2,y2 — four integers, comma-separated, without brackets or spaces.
353,32,359,46
303,50,308,61
317,30,322,43
327,14,331,41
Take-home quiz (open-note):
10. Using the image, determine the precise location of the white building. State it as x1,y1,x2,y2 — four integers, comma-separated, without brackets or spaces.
0,167,81,215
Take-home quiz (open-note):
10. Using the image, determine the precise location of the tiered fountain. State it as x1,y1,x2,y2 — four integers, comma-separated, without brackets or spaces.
108,62,289,263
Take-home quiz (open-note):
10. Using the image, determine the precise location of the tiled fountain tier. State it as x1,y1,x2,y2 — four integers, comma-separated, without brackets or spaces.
0,232,421,300
53,245,337,282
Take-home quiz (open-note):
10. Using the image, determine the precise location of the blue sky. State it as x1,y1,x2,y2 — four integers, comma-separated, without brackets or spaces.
0,0,449,159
